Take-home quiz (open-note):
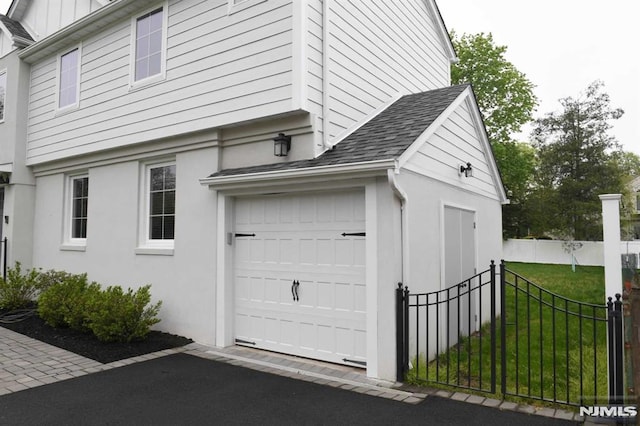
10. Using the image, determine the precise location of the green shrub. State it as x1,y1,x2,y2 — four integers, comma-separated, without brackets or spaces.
37,274,101,331
87,285,162,343
37,269,78,294
0,262,42,310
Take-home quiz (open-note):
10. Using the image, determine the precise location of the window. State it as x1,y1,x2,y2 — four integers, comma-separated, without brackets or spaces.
0,69,6,122
58,48,80,109
71,176,89,239
133,7,165,82
148,164,175,241
65,174,88,246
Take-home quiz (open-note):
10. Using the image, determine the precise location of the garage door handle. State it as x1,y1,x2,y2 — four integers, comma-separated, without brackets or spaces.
291,280,299,301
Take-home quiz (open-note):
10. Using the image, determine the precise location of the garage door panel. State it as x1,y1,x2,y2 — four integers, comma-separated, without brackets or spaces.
234,190,366,366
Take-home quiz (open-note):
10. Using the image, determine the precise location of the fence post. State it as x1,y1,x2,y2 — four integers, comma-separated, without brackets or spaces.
490,260,496,394
607,294,624,405
500,260,507,396
2,237,6,281
396,283,406,382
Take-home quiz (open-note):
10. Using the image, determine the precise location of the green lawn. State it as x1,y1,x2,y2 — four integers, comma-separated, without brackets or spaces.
407,262,609,407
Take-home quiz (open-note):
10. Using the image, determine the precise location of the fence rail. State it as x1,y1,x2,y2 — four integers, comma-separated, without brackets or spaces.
396,260,623,407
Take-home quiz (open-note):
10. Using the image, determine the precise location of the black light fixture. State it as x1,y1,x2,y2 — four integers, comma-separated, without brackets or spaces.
459,162,473,178
273,133,291,157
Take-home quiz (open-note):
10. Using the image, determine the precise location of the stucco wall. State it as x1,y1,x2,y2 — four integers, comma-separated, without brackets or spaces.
31,145,219,345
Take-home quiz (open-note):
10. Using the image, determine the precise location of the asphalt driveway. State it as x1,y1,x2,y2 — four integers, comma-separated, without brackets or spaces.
0,353,575,425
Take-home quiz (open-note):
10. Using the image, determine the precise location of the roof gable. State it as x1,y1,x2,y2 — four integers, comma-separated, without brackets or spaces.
0,13,33,48
400,87,507,202
209,85,469,178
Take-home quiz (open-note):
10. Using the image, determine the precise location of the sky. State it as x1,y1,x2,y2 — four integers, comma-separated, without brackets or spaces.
1,0,638,153
437,0,640,154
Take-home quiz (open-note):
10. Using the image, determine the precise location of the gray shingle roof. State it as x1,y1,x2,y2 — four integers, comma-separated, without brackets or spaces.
209,84,468,178
0,14,33,41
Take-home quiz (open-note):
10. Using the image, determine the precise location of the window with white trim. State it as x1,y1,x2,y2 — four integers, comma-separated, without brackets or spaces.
133,7,165,82
147,163,175,241
69,174,89,241
58,48,80,109
0,69,6,122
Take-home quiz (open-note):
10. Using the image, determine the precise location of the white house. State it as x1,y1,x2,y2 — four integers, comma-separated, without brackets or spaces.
0,0,506,381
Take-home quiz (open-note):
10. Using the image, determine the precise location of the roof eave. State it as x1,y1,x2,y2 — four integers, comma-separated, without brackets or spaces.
200,159,397,193
12,35,33,48
427,0,457,63
17,0,156,64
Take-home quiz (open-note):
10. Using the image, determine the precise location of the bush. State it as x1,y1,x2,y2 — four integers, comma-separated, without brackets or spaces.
0,262,43,310
37,274,101,331
87,285,162,343
37,269,78,294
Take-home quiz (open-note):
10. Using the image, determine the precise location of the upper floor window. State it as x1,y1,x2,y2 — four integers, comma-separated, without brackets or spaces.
133,6,166,83
58,48,80,109
0,69,6,122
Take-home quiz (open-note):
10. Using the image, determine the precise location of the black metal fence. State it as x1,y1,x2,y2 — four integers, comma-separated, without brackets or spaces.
396,260,624,407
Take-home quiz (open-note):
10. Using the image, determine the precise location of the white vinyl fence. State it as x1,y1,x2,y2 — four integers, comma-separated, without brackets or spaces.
503,239,640,267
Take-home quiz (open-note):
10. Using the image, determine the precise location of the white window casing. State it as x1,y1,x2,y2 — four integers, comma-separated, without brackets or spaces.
56,46,82,112
136,159,175,255
129,2,168,90
61,172,89,250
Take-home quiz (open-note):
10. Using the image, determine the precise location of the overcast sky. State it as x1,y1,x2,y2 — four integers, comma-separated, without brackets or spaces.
437,0,640,154
2,0,638,154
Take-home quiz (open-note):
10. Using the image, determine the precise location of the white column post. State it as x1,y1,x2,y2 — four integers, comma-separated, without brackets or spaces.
599,194,622,301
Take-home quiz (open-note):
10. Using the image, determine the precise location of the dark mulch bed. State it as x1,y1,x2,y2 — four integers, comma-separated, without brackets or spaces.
0,308,192,364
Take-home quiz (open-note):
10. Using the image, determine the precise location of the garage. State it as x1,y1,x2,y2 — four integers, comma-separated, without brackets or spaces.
233,190,367,366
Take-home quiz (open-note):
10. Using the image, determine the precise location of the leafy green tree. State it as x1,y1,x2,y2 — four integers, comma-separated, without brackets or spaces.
529,81,625,240
495,141,537,237
450,31,537,146
450,31,538,236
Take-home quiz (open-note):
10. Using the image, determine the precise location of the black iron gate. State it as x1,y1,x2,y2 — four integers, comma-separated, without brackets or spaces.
396,260,624,407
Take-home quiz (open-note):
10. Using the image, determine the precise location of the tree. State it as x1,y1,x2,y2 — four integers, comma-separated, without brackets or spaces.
450,32,538,236
494,141,537,237
450,31,537,146
529,81,625,240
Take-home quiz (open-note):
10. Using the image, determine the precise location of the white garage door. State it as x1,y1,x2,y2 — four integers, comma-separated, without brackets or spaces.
234,190,367,367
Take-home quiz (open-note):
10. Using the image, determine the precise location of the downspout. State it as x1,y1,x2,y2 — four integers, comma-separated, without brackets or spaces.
321,0,331,151
387,167,408,287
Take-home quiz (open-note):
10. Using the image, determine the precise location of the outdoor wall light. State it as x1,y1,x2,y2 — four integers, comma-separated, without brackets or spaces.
273,133,291,157
459,162,473,178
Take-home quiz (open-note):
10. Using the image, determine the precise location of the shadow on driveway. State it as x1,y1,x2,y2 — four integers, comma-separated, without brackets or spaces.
0,353,574,425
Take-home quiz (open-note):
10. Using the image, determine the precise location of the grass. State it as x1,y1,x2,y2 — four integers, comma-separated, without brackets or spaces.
406,262,609,407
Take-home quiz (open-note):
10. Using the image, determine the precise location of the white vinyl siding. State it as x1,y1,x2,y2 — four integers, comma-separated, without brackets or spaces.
17,0,107,41
405,100,500,201
306,0,323,123
26,0,295,165
325,0,451,141
58,48,80,109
